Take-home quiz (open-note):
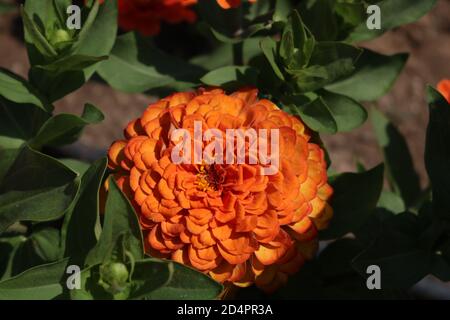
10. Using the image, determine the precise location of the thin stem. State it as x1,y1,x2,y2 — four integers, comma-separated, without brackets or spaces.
233,42,244,65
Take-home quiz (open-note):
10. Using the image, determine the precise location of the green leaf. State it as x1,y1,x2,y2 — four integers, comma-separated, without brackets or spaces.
201,66,259,89
299,0,338,41
280,10,315,69
0,236,27,281
97,32,204,93
352,212,432,288
86,178,143,266
425,86,450,219
0,97,50,181
29,103,104,148
73,0,117,78
260,37,285,80
286,42,361,93
284,96,338,134
125,259,173,300
191,39,262,71
334,1,366,27
26,227,61,262
58,159,90,176
21,6,57,63
320,164,384,239
62,158,107,265
271,238,407,299
0,68,52,113
71,259,171,300
0,258,69,300
34,55,108,73
430,254,450,282
11,227,62,276
377,191,406,214
72,0,100,50
204,22,270,44
353,248,431,289
320,90,368,132
326,51,409,101
30,55,108,103
371,108,421,206
143,260,223,300
347,0,438,42
0,146,79,234
273,0,292,22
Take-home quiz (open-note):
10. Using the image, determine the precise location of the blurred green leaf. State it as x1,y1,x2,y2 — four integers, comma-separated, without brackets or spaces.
430,253,450,282
62,158,107,265
425,86,450,219
203,22,270,44
0,3,16,13
191,38,262,71
97,32,204,93
29,103,104,148
0,146,79,234
347,0,438,42
326,51,408,101
377,191,406,214
371,108,421,207
273,0,291,22
334,1,366,27
320,164,384,239
0,68,52,113
0,258,69,300
200,66,258,89
86,178,143,266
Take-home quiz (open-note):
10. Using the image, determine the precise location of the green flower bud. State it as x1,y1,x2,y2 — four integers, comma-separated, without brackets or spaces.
49,29,71,46
99,262,130,296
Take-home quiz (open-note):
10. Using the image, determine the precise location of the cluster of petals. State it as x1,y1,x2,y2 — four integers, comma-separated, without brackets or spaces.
108,88,333,292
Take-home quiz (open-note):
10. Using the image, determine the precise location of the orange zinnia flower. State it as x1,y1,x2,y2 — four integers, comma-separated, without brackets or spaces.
108,88,333,292
438,79,450,103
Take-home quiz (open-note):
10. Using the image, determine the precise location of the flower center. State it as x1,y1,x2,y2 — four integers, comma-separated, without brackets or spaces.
196,164,225,192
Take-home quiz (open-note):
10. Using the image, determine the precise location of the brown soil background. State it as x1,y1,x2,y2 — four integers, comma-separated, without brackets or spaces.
1,1,450,183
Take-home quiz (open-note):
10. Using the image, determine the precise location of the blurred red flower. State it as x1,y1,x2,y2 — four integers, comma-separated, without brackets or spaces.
438,79,450,103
